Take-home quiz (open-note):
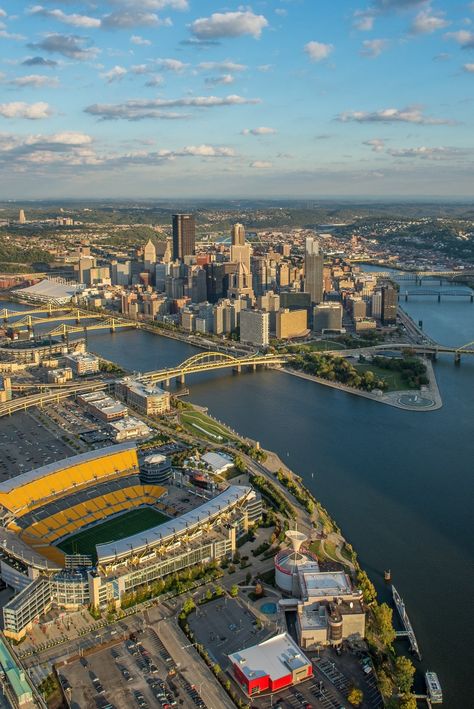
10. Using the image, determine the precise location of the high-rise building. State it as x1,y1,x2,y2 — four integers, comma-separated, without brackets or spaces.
111,260,131,286
143,239,157,272
276,309,308,340
240,309,269,348
172,214,195,261
381,285,397,325
313,303,343,332
18,209,26,224
231,223,246,246
305,237,324,305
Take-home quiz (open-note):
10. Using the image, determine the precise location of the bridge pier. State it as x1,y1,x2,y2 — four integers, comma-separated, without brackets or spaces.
454,352,461,365
178,373,185,385
438,293,441,303
405,292,408,302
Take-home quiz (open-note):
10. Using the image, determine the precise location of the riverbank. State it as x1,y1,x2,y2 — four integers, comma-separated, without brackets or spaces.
279,360,442,411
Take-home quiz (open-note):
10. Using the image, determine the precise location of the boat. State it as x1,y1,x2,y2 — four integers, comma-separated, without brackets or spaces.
425,671,443,704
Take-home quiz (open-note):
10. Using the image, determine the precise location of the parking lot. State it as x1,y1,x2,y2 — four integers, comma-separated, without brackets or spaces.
0,411,73,479
187,597,271,671
252,647,384,709
59,627,206,709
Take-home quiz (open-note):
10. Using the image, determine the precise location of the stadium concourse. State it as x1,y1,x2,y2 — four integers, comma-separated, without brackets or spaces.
0,443,262,641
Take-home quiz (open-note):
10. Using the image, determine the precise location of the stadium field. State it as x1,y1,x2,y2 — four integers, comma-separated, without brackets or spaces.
57,507,169,558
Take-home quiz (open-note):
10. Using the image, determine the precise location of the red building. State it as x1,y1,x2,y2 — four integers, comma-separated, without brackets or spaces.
228,632,312,696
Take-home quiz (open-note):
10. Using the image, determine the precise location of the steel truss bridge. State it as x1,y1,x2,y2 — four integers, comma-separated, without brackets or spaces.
333,341,474,363
0,305,138,337
400,289,474,302
138,351,287,385
368,270,474,283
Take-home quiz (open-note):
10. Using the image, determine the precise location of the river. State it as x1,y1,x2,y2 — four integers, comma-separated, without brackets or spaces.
2,288,473,705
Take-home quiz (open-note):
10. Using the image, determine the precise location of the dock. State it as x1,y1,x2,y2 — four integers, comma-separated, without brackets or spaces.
392,585,422,660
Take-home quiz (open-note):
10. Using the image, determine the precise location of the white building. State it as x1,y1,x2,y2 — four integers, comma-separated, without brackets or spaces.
64,352,100,376
240,309,269,348
109,416,151,442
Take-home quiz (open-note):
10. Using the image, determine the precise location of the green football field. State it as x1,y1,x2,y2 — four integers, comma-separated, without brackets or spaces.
57,507,169,559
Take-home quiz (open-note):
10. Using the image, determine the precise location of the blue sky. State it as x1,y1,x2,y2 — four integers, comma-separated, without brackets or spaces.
0,0,473,199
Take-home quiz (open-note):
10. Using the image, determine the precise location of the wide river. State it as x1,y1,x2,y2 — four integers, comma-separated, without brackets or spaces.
2,278,473,706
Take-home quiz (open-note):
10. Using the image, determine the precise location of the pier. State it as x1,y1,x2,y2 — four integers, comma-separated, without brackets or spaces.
392,585,422,660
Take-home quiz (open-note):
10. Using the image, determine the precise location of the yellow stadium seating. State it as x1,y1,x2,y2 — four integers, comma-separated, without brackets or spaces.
0,447,139,516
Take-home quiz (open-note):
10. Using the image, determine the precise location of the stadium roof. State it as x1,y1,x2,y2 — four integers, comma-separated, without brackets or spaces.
0,443,136,493
13,277,84,304
228,632,311,681
96,485,252,563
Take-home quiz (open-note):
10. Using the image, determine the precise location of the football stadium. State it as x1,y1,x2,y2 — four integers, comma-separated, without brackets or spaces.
0,443,261,640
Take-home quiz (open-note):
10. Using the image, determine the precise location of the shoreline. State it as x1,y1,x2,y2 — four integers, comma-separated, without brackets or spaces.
278,360,442,412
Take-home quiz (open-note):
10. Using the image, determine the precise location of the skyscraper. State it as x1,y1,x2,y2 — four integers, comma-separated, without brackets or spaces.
172,214,195,261
143,239,157,271
18,209,26,224
381,285,397,325
231,223,245,246
304,237,324,305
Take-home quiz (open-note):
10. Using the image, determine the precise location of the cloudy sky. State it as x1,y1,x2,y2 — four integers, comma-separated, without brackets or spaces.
0,0,473,199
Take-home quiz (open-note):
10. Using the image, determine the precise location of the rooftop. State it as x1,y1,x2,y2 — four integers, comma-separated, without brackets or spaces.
0,443,136,494
13,277,84,303
299,570,352,600
202,451,234,473
96,485,252,563
228,632,311,681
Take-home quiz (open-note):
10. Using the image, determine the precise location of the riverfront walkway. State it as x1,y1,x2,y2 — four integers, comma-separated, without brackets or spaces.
280,360,442,412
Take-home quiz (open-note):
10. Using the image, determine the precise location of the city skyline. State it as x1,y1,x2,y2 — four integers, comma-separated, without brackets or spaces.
0,0,473,198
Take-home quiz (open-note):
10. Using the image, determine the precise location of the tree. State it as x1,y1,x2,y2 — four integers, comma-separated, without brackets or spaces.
377,669,394,699
230,584,239,598
205,588,213,601
394,655,416,694
357,570,377,605
234,456,246,473
373,603,396,647
398,695,417,709
182,598,195,615
347,687,363,707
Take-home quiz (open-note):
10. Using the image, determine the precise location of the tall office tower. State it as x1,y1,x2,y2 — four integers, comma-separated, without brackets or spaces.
381,285,397,324
18,209,26,224
304,237,324,305
231,223,246,246
313,303,343,332
77,256,96,285
143,239,157,271
227,261,254,301
163,237,172,264
240,309,269,348
172,214,195,261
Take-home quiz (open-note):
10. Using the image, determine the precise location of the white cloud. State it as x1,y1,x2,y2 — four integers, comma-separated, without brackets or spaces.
28,6,101,29
387,146,463,160
242,126,277,136
10,74,59,88
190,11,268,40
304,41,334,62
130,35,152,46
411,8,449,34
338,106,454,125
249,160,273,169
28,33,100,61
0,101,53,119
100,65,127,83
444,30,474,48
181,145,235,157
361,39,389,57
85,94,261,120
198,61,247,73
363,138,386,152
205,74,235,86
0,29,26,40
353,10,375,31
101,11,171,30
463,63,474,72
156,58,188,72
144,75,164,87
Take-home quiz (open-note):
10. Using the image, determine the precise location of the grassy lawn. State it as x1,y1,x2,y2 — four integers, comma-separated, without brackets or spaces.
355,363,413,391
180,409,237,442
286,340,346,353
57,507,169,559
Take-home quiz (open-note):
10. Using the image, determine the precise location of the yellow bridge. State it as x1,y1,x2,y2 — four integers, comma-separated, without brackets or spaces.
0,381,108,417
0,304,72,321
44,318,137,338
138,351,287,386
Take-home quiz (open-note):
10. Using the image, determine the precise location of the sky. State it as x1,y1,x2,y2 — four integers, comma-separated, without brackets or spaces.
0,0,473,200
